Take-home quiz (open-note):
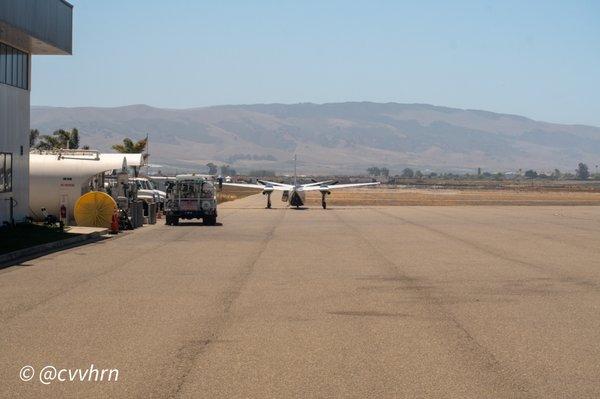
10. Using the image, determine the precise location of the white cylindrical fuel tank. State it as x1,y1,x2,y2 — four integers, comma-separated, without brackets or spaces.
29,152,144,222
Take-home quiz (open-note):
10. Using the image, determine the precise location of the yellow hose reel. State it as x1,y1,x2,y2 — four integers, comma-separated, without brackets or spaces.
74,191,117,228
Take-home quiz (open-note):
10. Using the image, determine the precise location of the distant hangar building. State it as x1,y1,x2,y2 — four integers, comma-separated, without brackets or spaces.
0,0,73,224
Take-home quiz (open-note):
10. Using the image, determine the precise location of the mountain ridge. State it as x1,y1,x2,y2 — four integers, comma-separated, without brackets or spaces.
30,102,600,174
33,102,599,130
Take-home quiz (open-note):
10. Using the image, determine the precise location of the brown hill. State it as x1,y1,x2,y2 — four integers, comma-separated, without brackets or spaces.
30,102,600,174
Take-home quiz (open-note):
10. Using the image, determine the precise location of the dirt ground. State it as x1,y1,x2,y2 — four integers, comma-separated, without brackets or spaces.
217,186,259,203
219,183,600,207
304,187,600,206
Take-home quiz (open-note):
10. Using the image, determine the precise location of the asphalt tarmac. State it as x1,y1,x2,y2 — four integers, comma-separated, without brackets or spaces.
1,194,600,398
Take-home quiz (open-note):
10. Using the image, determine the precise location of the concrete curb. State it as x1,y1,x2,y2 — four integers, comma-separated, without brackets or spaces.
0,229,108,266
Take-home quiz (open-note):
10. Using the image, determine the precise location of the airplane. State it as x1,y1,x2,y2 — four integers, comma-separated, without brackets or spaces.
218,156,380,209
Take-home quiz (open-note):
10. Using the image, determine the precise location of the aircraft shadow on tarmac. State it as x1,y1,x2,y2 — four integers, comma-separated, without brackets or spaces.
167,222,223,227
267,207,310,210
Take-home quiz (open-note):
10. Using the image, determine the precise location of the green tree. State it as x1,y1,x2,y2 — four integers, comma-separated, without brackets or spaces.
524,169,538,179
576,163,590,180
249,169,276,177
112,137,148,153
206,162,218,175
401,168,414,178
29,129,40,147
35,134,62,150
220,164,237,176
59,128,79,149
36,128,80,150
367,167,381,176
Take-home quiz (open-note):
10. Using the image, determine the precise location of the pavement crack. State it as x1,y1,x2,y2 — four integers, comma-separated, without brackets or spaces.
375,209,553,274
330,209,534,397
0,210,248,323
169,209,286,398
375,208,599,290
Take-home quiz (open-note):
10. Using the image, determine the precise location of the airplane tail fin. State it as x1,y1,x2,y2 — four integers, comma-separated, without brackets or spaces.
293,154,297,187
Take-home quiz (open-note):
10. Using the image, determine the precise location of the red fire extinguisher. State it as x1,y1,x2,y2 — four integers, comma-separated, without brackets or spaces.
60,204,67,221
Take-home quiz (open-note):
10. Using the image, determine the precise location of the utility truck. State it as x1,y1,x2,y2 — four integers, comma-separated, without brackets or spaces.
164,175,218,225
130,177,166,209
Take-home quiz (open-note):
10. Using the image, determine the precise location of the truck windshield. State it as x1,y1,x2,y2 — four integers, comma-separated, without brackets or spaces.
134,180,151,190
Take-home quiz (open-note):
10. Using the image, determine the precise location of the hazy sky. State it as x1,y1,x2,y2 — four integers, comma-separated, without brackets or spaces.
31,0,599,126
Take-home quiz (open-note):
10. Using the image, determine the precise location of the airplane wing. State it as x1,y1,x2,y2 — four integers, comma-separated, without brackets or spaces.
257,179,292,187
302,180,336,187
301,182,380,191
221,182,294,192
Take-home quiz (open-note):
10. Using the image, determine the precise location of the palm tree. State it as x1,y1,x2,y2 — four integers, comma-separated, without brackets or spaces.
36,134,63,150
29,129,40,147
36,128,80,150
56,128,79,149
112,137,147,153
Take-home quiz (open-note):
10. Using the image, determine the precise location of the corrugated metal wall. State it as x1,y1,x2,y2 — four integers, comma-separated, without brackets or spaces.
0,84,29,223
0,0,72,54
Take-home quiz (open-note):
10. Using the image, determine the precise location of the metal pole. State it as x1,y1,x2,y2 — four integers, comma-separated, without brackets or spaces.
6,197,15,226
294,154,297,187
146,133,150,176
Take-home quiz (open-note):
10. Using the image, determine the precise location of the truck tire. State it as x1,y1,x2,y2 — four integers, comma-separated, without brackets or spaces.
204,215,217,226
166,215,179,225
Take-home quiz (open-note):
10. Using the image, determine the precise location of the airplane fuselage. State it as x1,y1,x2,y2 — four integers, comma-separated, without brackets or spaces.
223,156,379,210
287,187,306,207
264,186,308,209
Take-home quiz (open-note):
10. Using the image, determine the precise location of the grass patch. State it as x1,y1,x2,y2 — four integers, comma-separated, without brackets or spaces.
217,192,245,203
217,186,259,204
0,224,73,255
304,187,600,206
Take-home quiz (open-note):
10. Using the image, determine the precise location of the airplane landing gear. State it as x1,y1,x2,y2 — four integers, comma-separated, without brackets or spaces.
321,191,330,209
264,192,272,209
